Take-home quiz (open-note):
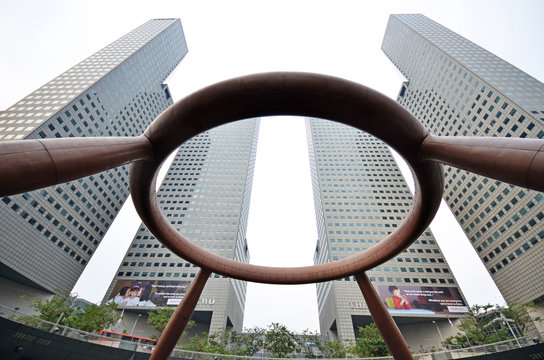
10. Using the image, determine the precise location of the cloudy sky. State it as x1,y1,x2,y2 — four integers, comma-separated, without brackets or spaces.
1,0,543,332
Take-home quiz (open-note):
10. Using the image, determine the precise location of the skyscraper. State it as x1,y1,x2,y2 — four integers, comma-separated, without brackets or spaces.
104,119,259,337
0,19,187,307
382,14,544,322
306,118,468,348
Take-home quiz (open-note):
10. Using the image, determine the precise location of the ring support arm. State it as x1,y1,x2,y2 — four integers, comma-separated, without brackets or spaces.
419,135,544,192
0,135,153,197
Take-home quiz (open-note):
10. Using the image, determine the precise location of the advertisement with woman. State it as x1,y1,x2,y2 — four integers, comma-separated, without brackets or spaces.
106,280,192,308
378,285,468,315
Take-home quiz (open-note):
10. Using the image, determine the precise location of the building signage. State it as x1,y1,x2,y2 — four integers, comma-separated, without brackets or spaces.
348,301,368,310
166,297,216,306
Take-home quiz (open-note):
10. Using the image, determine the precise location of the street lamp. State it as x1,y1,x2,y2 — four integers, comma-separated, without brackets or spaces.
500,313,521,348
130,314,142,337
483,313,522,348
432,321,444,344
449,318,471,347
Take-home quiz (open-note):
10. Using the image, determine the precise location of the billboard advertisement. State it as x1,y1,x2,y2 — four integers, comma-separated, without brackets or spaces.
377,285,468,315
106,280,192,308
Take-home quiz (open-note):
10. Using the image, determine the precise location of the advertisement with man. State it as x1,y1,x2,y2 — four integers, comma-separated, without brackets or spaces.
107,280,192,308
378,285,468,315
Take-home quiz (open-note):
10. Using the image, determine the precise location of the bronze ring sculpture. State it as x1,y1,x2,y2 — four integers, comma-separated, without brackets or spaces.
131,72,444,284
1,72,544,360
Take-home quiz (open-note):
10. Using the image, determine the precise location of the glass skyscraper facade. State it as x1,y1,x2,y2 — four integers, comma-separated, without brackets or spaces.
382,14,544,312
306,118,468,347
104,119,259,336
0,19,187,302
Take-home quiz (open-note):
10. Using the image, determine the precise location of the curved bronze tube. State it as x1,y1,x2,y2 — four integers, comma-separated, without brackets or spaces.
0,135,153,197
419,135,544,192
130,72,444,284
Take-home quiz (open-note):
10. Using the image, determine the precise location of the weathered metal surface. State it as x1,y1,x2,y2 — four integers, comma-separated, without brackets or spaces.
0,136,153,196
419,135,544,192
130,72,444,284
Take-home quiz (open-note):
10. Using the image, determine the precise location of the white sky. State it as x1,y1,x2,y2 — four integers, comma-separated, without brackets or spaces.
1,0,543,333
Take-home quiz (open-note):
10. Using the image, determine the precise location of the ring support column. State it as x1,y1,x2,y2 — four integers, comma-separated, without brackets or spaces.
150,268,211,360
355,272,413,360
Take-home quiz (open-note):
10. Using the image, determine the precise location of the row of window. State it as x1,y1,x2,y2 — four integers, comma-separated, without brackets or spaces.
488,230,544,275
341,276,455,285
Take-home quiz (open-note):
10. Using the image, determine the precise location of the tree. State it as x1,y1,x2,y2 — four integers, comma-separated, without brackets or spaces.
323,340,349,358
444,304,506,347
178,331,233,354
147,307,195,340
24,290,75,325
147,306,174,337
68,302,120,333
264,322,297,357
237,327,265,356
182,332,211,352
501,302,541,336
351,323,390,357
22,291,120,333
443,303,542,348
225,330,244,355
207,331,236,354
295,329,321,358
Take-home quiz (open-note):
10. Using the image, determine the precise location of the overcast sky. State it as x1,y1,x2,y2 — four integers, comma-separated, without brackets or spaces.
2,0,543,332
